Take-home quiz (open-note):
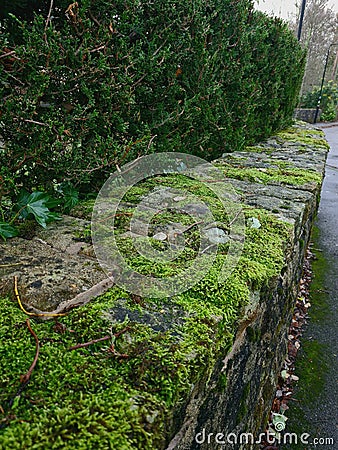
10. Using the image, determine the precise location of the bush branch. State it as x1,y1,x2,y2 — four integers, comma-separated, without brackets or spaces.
20,319,40,384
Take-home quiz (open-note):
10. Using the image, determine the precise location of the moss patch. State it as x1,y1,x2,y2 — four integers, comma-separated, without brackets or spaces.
275,127,329,149
305,226,331,323
0,206,291,449
0,124,327,448
70,199,96,219
293,340,329,403
214,162,322,186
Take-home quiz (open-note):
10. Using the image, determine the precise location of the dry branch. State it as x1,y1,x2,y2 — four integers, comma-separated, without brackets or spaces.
14,276,114,319
68,326,130,351
20,319,40,384
68,335,111,350
44,0,54,43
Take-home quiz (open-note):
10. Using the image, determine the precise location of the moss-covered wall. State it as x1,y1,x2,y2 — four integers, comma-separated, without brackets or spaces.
0,122,329,449
166,124,329,449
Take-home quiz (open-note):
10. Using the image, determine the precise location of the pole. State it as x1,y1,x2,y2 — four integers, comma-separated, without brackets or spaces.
314,43,338,123
297,0,307,42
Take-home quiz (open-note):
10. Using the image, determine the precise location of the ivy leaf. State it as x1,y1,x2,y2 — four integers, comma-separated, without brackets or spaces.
59,182,79,212
16,191,59,228
25,199,50,228
45,196,61,210
0,222,19,240
17,191,48,217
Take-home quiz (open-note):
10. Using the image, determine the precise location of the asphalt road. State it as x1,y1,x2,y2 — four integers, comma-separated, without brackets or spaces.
298,122,338,448
282,123,338,449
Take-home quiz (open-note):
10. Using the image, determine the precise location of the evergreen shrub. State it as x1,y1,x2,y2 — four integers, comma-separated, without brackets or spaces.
300,81,338,122
0,0,306,195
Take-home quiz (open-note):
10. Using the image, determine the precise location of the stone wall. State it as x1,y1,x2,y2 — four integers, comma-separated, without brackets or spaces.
0,123,329,450
166,123,329,449
294,108,321,124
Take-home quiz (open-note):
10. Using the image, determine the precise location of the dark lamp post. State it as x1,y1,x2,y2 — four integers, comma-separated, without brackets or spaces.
297,0,307,41
314,42,338,124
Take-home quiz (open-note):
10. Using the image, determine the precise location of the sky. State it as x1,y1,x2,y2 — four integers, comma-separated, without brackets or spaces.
254,0,338,20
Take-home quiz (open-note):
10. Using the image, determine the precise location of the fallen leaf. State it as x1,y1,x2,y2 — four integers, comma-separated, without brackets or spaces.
290,374,299,381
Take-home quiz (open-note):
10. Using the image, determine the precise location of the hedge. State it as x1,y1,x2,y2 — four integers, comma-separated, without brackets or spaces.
0,0,306,195
300,81,338,122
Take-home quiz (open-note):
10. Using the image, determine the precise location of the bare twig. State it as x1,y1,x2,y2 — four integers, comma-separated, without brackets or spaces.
88,10,101,27
20,319,40,383
114,326,131,339
14,276,67,317
4,72,25,86
68,326,131,351
181,221,204,233
68,335,111,350
44,0,54,43
200,243,217,255
107,343,129,359
147,134,157,152
0,263,23,268
89,45,106,53
22,277,115,318
0,50,16,59
22,119,50,127
131,73,147,88
227,209,243,228
152,39,169,57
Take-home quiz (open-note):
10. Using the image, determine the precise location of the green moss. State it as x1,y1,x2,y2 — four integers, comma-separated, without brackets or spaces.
0,206,292,449
16,219,38,239
73,224,91,241
276,127,329,149
237,383,251,423
0,125,326,448
246,325,261,343
214,162,322,186
70,199,95,220
241,146,276,154
306,226,331,323
217,372,228,392
0,294,171,449
284,339,329,446
294,340,328,402
294,258,330,425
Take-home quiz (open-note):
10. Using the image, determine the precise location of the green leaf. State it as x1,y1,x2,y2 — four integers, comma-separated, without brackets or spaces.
59,182,79,212
45,196,61,209
12,395,20,409
0,222,19,240
46,212,62,223
25,199,50,227
17,191,57,228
